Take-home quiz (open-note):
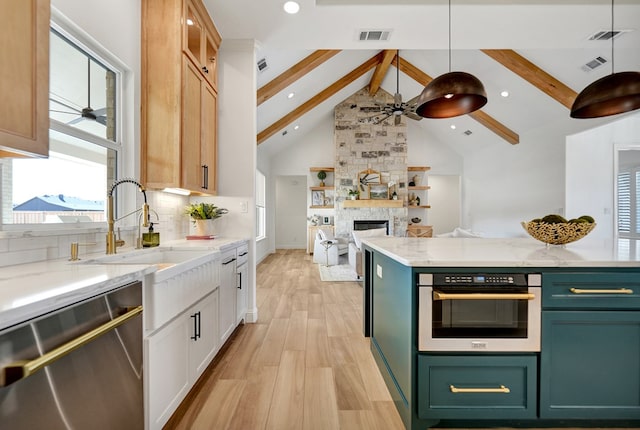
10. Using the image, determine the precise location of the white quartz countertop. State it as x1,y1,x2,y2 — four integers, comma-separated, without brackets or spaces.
362,237,640,268
0,237,249,332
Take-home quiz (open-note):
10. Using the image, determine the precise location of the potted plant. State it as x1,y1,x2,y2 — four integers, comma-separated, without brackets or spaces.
317,170,327,187
348,188,359,200
185,202,228,236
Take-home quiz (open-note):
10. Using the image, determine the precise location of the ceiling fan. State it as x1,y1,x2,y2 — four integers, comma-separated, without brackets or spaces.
370,52,423,125
50,57,107,126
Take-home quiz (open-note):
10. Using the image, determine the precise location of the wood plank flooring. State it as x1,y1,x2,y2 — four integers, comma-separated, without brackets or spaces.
165,249,631,430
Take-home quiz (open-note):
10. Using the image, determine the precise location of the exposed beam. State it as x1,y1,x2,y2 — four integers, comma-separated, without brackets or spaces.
257,53,383,145
368,49,397,96
257,50,341,106
481,49,577,110
398,56,520,145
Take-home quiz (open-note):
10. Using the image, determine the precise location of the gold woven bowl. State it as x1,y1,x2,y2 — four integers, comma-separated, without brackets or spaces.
521,221,596,245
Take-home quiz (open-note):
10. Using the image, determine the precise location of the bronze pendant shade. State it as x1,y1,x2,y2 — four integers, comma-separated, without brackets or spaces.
570,71,640,119
571,0,640,119
415,71,488,119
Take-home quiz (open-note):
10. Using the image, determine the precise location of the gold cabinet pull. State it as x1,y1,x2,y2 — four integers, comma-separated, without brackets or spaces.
450,384,511,394
569,288,633,295
433,291,535,301
0,306,142,388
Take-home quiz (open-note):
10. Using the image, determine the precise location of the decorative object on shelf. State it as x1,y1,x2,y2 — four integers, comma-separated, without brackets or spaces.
358,169,380,200
415,0,487,119
317,170,327,187
392,191,398,200
416,196,421,206
308,215,321,226
348,188,359,200
409,192,418,206
570,0,640,119
411,217,422,224
312,190,325,206
521,214,596,245
370,184,389,200
412,174,421,186
185,202,228,237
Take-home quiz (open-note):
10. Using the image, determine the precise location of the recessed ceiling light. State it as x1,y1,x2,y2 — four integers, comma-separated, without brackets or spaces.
283,1,300,14
186,18,194,26
450,124,456,130
287,92,295,99
500,90,510,98
294,125,300,130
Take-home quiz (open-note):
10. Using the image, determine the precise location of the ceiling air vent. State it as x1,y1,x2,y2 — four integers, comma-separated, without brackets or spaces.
588,30,627,41
257,58,268,73
463,130,473,136
581,56,608,72
358,29,392,41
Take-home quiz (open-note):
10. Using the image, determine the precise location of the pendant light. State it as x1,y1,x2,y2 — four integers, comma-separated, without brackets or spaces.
416,0,487,119
570,0,640,118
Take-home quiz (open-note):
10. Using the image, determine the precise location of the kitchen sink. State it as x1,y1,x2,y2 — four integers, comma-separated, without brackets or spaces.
83,248,211,268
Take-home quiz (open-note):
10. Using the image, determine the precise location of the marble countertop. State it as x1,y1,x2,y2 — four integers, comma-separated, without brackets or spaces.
362,237,640,268
0,237,249,332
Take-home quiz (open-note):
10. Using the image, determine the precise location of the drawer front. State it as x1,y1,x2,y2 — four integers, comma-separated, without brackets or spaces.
543,272,640,309
417,355,537,420
236,243,249,266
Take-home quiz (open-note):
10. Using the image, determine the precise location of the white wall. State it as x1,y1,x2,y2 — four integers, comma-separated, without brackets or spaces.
566,112,640,240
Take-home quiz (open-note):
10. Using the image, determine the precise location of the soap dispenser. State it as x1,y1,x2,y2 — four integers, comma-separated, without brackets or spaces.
142,223,160,247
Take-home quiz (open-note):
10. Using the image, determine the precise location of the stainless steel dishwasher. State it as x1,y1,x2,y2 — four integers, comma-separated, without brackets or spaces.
0,281,143,429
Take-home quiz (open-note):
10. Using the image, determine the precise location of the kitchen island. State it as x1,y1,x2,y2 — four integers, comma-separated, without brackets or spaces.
361,237,640,429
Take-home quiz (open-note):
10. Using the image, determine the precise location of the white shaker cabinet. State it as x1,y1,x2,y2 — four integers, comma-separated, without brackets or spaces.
146,289,219,429
219,249,237,344
236,243,249,325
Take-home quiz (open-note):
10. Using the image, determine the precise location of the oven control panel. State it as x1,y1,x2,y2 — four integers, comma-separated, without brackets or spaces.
429,273,530,286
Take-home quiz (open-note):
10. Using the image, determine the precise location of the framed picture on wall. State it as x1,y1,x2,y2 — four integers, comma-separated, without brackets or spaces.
312,190,325,206
370,184,389,200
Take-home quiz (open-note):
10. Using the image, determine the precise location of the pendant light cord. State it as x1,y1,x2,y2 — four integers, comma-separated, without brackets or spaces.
448,0,452,72
611,0,614,74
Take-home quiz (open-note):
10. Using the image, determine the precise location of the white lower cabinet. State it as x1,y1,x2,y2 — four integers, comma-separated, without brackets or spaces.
219,249,237,344
146,289,219,430
236,261,248,324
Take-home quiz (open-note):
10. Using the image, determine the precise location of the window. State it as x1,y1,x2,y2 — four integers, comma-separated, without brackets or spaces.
617,166,640,239
1,24,122,227
256,169,266,241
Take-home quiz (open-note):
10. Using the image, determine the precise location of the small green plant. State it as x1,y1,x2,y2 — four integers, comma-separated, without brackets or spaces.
348,188,359,196
317,170,327,186
185,202,228,222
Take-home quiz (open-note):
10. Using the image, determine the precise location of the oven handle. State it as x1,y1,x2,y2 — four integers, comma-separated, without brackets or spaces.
450,384,511,394
570,287,633,295
0,305,143,388
433,291,535,301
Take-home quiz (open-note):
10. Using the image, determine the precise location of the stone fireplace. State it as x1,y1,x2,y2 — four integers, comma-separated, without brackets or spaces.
333,88,408,239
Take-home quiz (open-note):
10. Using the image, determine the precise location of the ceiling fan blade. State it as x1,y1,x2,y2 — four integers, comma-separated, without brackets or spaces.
395,114,401,125
406,94,420,107
50,109,79,115
404,111,423,121
373,113,392,124
96,115,107,126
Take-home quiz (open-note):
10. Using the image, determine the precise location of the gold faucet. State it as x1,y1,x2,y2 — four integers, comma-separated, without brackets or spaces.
107,178,149,254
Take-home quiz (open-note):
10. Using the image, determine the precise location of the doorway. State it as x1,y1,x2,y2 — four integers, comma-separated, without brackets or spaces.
275,175,307,249
615,146,640,240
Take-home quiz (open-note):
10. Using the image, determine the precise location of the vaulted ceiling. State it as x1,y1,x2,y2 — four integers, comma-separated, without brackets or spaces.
204,0,640,157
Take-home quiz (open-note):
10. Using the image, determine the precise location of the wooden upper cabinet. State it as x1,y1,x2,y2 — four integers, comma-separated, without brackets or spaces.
141,0,220,194
0,0,50,158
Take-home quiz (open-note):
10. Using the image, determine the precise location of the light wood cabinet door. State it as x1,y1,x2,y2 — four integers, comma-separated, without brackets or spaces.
201,81,217,193
181,59,204,192
0,0,49,158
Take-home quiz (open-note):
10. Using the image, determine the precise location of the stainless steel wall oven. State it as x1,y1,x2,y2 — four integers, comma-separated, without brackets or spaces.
418,273,541,352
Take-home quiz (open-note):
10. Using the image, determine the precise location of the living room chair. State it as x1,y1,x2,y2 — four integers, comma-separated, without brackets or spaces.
313,228,348,266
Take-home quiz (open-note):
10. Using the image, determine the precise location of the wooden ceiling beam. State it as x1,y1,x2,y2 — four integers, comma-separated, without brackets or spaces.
398,56,520,145
257,50,341,106
481,49,577,110
257,52,383,145
368,49,397,96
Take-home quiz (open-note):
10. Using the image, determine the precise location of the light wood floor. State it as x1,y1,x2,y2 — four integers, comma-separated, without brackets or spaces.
165,249,632,430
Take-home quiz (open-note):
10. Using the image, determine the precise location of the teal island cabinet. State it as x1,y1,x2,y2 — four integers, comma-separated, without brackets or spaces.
361,237,640,429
